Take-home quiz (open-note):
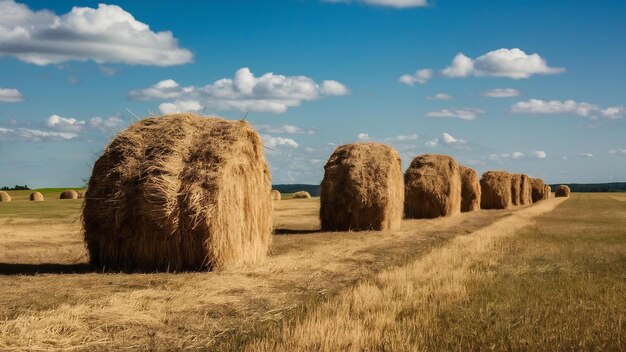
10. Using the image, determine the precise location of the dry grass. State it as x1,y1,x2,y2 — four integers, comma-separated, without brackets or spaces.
1,194,513,351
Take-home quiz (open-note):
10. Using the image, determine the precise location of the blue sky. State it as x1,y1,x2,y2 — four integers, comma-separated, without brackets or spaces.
0,0,625,187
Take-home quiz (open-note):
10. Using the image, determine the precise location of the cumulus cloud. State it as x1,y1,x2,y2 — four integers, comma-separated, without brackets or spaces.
608,148,626,156
425,138,438,147
427,93,452,100
441,132,466,145
532,150,547,159
46,114,86,132
357,133,370,141
442,48,564,79
0,127,77,141
426,108,484,121
0,87,24,102
482,88,520,98
324,0,428,8
256,124,316,135
88,115,124,132
399,68,433,85
262,135,299,148
0,1,192,66
510,99,624,119
129,68,349,114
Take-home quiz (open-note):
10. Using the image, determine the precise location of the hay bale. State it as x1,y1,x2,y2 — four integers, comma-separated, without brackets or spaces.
30,192,44,201
83,114,272,272
320,143,404,231
404,154,461,219
520,174,533,205
271,190,281,201
530,178,545,203
480,171,512,209
459,165,480,212
544,184,552,199
77,190,86,199
510,174,522,206
555,185,570,197
0,191,11,202
60,190,78,200
292,191,311,199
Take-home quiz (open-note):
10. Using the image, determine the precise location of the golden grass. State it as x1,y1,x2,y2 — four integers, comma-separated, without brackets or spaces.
0,196,513,350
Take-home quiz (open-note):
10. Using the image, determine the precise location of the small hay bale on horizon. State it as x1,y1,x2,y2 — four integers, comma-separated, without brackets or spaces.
480,171,512,210
292,191,311,199
459,165,480,212
60,190,78,200
0,191,11,202
404,154,461,219
271,190,281,201
30,192,44,201
320,142,404,231
83,114,272,272
555,185,571,197
530,178,546,203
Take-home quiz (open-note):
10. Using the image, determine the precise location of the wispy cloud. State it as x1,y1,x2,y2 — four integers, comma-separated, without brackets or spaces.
324,0,428,9
482,88,520,98
510,99,624,119
426,108,484,121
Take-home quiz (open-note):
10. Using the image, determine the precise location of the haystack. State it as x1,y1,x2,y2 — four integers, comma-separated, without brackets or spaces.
530,178,546,203
83,114,272,272
320,143,404,231
292,191,311,199
30,192,44,201
77,190,86,199
60,190,78,199
480,171,512,209
271,190,281,201
404,154,461,219
555,185,570,198
510,174,522,206
0,191,10,202
520,174,533,205
544,184,552,199
459,165,480,212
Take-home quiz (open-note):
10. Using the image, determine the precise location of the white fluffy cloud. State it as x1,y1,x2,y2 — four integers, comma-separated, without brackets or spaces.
324,0,428,8
426,108,484,121
256,124,316,135
427,93,452,100
399,68,433,85
608,148,626,156
532,150,547,159
482,88,520,98
129,68,350,114
489,150,545,161
386,134,418,141
441,132,466,145
357,133,370,141
46,114,86,132
510,99,624,119
0,127,77,141
262,135,299,148
0,87,24,102
88,115,124,131
442,48,564,79
511,151,525,159
424,138,438,148
0,1,192,66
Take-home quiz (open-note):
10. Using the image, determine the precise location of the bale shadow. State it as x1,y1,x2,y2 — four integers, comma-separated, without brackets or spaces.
0,263,93,275
273,228,322,235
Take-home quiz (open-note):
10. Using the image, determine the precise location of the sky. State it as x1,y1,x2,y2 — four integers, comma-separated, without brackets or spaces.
0,0,625,187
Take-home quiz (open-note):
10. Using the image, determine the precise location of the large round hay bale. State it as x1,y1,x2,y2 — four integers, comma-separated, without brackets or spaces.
510,174,522,206
0,191,11,202
60,190,78,200
320,143,404,231
480,171,512,209
83,114,272,272
520,174,533,205
271,190,281,201
292,191,311,199
404,154,461,219
30,192,44,201
555,185,570,197
459,165,480,212
530,178,545,203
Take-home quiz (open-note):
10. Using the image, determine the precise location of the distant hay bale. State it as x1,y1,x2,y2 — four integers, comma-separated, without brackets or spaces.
320,143,404,231
0,191,11,202
83,114,272,272
530,178,546,203
510,174,522,206
544,184,552,199
271,190,281,201
459,165,480,212
404,154,461,219
77,190,86,199
520,174,533,205
30,192,44,202
292,191,311,199
555,185,570,197
60,190,78,200
480,171,512,209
